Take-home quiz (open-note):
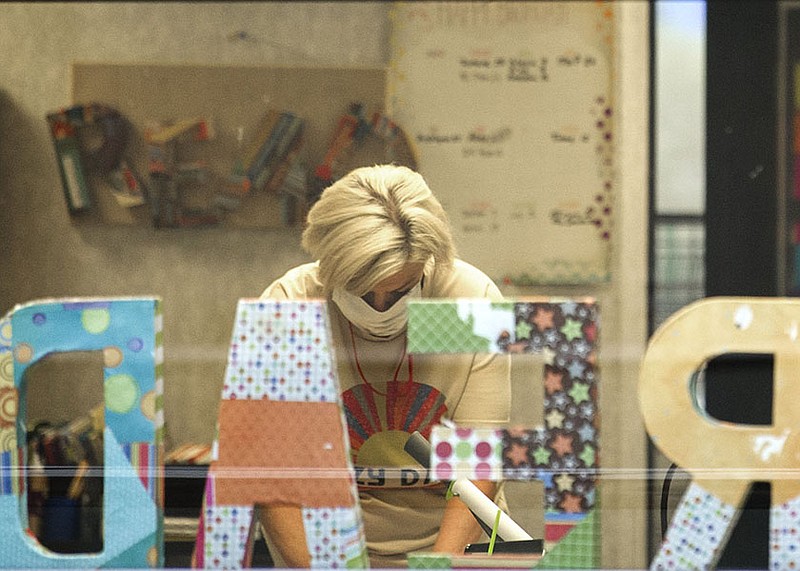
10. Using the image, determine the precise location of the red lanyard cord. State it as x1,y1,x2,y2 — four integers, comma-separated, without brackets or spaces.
348,322,413,396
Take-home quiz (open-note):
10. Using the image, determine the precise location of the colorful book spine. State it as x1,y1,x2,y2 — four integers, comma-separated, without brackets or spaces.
246,112,294,190
263,118,306,193
241,109,280,173
46,111,92,212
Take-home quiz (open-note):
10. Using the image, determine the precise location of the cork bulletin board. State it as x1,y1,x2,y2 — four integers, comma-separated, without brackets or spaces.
388,1,615,285
70,63,389,229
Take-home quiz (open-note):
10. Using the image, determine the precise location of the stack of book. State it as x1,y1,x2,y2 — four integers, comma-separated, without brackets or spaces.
217,109,306,220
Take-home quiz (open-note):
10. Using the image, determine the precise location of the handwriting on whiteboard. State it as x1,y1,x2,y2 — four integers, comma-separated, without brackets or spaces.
459,201,499,234
415,122,594,159
456,51,599,84
550,207,596,227
402,3,571,29
415,126,514,159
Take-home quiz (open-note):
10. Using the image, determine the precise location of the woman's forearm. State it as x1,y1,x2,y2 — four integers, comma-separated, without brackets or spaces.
258,504,312,568
432,480,497,554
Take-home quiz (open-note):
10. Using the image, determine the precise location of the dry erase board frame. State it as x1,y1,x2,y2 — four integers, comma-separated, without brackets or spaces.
69,63,388,229
388,1,616,286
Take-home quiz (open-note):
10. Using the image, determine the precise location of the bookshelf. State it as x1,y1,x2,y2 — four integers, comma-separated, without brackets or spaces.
66,63,413,229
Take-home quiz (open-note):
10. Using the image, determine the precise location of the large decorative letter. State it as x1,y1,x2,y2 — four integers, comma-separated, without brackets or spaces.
0,297,163,568
406,298,601,569
193,300,367,569
640,297,800,570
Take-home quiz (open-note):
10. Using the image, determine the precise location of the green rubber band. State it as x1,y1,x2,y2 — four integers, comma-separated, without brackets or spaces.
445,481,457,500
487,509,502,555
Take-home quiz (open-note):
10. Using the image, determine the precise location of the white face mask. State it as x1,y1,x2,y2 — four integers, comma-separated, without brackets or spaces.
332,282,421,338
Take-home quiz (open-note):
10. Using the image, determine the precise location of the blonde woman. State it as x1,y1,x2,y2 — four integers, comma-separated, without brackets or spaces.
259,164,510,568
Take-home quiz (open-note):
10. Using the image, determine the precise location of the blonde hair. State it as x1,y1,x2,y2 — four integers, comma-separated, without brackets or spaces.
301,164,455,295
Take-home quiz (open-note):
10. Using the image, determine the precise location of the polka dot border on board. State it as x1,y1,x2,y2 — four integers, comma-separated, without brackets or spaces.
302,506,366,569
770,494,800,569
203,505,253,569
430,426,502,482
652,482,736,570
222,301,338,403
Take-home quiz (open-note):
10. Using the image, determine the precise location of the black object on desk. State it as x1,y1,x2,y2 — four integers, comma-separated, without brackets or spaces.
465,539,544,555
164,464,208,519
163,464,273,567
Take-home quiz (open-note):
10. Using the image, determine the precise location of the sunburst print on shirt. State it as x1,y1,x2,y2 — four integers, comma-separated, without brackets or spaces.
342,381,447,488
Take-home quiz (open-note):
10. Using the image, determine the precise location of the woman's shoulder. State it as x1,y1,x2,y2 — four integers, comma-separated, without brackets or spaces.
427,258,502,299
260,262,324,299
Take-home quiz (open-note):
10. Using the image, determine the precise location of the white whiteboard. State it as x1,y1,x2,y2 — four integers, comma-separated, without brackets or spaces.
388,1,615,285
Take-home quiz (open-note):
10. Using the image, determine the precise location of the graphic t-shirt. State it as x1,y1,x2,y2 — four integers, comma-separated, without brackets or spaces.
260,259,510,563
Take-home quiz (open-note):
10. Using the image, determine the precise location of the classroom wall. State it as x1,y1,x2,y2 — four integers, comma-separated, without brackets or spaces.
0,3,651,567
0,2,389,449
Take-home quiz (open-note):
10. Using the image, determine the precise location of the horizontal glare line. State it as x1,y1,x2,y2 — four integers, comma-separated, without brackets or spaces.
10,466,800,480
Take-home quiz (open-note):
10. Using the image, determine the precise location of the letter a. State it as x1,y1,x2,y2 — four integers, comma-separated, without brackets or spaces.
193,300,367,568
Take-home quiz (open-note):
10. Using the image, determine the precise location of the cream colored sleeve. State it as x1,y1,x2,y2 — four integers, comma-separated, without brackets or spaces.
451,279,511,426
259,263,322,300
451,352,511,426
259,280,290,300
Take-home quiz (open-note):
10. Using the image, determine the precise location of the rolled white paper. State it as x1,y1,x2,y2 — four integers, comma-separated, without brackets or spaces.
450,478,533,541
